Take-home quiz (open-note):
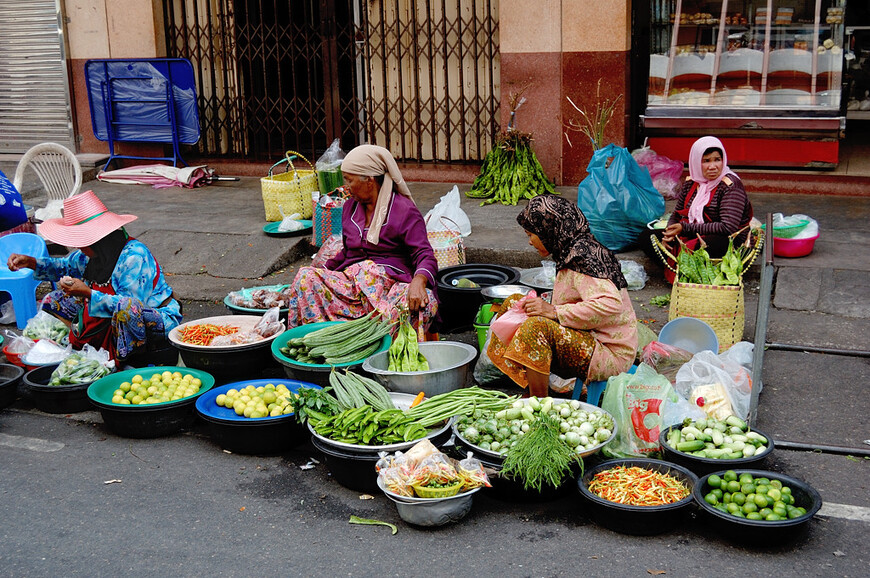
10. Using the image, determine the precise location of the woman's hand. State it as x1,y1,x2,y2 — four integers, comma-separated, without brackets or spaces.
7,253,36,271
406,274,429,314
60,276,92,299
522,297,558,320
662,222,683,244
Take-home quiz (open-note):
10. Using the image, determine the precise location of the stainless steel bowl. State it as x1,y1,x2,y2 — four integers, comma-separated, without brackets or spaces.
362,341,477,397
480,284,532,303
377,477,480,526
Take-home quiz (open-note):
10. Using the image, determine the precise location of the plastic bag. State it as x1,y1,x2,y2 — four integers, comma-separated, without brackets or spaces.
0,300,15,325
577,144,666,251
490,291,536,344
473,325,508,385
316,138,346,197
620,260,648,290
773,213,818,240
406,453,459,487
276,207,306,233
48,344,114,385
311,234,343,269
457,452,492,490
673,348,754,420
4,330,35,354
424,185,471,237
533,260,556,288
23,340,71,366
641,341,695,383
631,146,684,200
252,307,284,338
601,363,679,458
635,322,658,363
23,311,70,345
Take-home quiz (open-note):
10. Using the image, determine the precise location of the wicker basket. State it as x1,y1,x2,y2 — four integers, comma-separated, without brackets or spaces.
260,151,318,221
669,281,744,352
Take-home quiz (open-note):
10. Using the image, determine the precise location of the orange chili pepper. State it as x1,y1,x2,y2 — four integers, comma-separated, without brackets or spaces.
410,391,426,408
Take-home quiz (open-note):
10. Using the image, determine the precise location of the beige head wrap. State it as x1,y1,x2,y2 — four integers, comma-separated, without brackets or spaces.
340,144,414,245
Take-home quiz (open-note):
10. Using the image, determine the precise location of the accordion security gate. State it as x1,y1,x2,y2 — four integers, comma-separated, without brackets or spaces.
163,0,500,163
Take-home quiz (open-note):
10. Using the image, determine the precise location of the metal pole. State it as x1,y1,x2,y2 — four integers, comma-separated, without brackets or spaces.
764,343,870,358
749,213,774,427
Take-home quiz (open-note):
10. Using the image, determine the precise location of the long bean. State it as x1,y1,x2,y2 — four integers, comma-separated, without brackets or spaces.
406,387,516,427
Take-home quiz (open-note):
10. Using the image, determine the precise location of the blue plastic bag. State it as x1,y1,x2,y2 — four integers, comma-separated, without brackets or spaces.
577,144,665,252
0,169,27,232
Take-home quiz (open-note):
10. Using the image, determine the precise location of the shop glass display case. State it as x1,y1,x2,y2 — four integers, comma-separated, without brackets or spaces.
642,0,847,167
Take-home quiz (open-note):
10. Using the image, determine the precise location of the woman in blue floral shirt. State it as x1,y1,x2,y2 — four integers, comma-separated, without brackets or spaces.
6,191,181,362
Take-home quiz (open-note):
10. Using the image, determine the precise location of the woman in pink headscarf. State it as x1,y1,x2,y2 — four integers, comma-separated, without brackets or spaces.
662,136,753,261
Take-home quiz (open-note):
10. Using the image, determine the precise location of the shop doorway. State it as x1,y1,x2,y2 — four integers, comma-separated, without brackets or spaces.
842,5,870,175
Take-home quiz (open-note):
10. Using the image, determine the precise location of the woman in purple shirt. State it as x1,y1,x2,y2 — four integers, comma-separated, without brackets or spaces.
285,145,439,331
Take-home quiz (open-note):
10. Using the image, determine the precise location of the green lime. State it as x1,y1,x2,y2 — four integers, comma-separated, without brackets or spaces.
773,505,788,518
756,477,771,486
756,484,770,496
741,483,756,495
754,494,769,508
726,480,741,493
742,502,758,514
767,488,782,502
759,507,773,518
746,512,763,520
732,492,746,506
723,492,732,504
711,488,723,500
739,473,754,484
708,474,722,489
787,506,803,519
766,513,783,521
769,479,783,490
781,486,792,496
727,502,740,514
723,470,738,483
705,493,719,506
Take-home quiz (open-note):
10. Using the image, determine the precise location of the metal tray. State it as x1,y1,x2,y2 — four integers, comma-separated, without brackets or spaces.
308,391,454,453
452,398,616,460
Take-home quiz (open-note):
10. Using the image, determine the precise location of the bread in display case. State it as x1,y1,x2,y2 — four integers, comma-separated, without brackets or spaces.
646,0,847,109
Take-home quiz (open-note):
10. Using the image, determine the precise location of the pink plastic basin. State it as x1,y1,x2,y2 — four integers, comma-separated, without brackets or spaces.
773,234,819,258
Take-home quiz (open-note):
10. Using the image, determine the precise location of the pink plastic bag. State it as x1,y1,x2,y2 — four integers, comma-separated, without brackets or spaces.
490,291,537,344
632,147,684,200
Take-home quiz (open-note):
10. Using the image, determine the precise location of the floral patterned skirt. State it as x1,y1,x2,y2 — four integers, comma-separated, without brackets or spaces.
487,294,595,393
285,260,438,330
41,290,169,360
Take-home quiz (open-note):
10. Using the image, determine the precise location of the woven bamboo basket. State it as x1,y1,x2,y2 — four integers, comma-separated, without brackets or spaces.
651,233,763,352
669,281,744,352
260,151,318,221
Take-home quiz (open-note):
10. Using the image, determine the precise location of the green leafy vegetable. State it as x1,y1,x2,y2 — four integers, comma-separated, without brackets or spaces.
289,386,341,425
649,294,670,308
500,414,581,492
348,515,397,535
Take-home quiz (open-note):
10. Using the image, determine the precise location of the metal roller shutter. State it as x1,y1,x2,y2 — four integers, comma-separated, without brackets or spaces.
0,0,74,153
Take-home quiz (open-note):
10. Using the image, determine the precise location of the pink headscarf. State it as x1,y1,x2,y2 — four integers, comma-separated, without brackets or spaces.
687,136,733,225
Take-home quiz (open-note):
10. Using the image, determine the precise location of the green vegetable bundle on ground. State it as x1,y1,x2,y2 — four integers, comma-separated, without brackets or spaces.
465,130,555,206
388,317,428,372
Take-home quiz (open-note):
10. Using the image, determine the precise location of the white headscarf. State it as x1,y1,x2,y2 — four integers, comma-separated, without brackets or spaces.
340,144,414,245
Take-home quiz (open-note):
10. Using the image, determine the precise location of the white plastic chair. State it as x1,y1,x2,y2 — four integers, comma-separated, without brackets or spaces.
12,143,83,222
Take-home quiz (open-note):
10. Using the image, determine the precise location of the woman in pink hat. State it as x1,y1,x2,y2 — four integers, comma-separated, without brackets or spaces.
6,190,181,363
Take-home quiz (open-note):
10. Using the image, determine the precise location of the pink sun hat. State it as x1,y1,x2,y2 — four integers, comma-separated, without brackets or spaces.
38,190,138,248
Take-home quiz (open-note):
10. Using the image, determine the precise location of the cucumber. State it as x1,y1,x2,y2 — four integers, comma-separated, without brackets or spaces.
676,440,706,453
725,415,748,431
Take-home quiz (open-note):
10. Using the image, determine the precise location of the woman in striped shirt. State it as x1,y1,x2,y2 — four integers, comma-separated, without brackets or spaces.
662,136,753,258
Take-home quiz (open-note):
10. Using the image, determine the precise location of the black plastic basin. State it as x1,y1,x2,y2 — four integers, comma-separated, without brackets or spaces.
23,364,95,414
0,363,25,410
436,264,520,332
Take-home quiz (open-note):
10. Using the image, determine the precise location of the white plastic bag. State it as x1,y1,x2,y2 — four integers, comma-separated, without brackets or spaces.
673,348,753,420
23,340,71,365
620,260,648,291
424,186,471,237
473,325,508,386
276,207,305,233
